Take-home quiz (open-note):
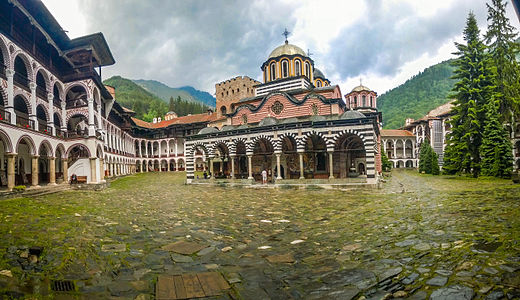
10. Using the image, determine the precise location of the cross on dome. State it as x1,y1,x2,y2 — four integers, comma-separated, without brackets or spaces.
282,28,290,44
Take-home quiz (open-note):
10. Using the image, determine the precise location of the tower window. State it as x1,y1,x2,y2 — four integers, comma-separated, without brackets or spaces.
316,80,322,87
295,60,301,76
362,95,366,107
305,62,311,78
282,60,289,78
270,63,276,81
354,96,357,107
370,96,373,107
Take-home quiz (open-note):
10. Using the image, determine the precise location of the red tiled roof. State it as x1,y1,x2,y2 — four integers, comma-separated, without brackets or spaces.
381,129,415,137
132,113,217,129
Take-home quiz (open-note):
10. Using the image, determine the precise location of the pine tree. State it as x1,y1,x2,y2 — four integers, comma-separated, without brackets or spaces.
443,12,495,177
430,150,440,175
418,139,430,173
480,100,513,177
485,0,520,121
169,96,175,112
381,151,392,172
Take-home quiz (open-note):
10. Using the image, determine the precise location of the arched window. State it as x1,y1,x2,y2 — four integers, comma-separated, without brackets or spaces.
305,62,311,78
353,96,357,107
316,80,322,87
362,95,366,107
282,60,289,78
295,60,301,76
220,106,227,115
370,96,373,107
270,63,276,81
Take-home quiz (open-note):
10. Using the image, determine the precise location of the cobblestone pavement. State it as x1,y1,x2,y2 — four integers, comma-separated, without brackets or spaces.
0,170,519,299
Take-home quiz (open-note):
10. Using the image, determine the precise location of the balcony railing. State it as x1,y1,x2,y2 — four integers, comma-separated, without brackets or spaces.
0,108,11,123
16,115,35,130
36,86,48,100
13,73,30,91
38,123,53,135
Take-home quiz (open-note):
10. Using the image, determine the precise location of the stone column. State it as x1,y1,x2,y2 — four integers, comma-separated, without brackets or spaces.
412,141,416,159
62,160,68,184
7,154,16,190
298,152,304,179
175,161,179,171
47,93,55,135
247,155,253,180
158,142,162,158
393,140,397,159
275,153,282,180
49,157,56,185
31,155,39,187
145,142,148,158
89,157,97,183
159,161,162,172
230,155,235,179
139,141,142,157
96,103,102,132
29,82,37,130
6,69,16,125
61,102,67,133
167,141,170,157
99,158,104,182
87,98,95,136
328,151,334,179
209,158,214,178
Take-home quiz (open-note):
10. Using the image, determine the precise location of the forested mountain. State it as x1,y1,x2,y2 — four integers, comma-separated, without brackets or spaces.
377,60,456,129
103,76,210,122
178,86,216,107
133,79,216,107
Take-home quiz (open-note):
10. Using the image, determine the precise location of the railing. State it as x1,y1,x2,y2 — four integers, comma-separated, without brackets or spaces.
55,128,66,138
38,123,53,135
66,102,88,109
16,115,35,129
36,85,47,100
53,98,62,108
0,108,11,123
13,73,30,91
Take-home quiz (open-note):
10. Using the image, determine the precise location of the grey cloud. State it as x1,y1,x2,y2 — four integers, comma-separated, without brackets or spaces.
326,0,488,79
78,0,301,92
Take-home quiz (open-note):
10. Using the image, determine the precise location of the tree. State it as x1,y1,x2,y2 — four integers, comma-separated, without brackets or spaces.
418,139,430,173
419,139,440,175
169,96,175,112
485,0,520,121
381,151,392,172
443,12,495,177
480,100,513,177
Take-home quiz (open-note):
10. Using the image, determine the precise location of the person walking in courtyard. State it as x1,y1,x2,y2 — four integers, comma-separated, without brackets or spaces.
262,169,267,184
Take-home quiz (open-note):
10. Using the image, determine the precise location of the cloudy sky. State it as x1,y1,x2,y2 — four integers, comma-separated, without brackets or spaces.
42,0,520,97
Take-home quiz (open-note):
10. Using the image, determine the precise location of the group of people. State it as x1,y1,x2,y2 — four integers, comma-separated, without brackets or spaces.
196,169,272,184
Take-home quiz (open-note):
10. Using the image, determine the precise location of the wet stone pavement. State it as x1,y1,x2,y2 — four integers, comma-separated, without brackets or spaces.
0,170,519,299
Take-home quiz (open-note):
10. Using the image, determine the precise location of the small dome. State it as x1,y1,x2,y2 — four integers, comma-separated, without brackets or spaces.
340,110,366,119
310,115,326,122
198,127,219,134
221,125,235,131
314,68,325,79
259,116,278,126
282,117,299,124
269,42,306,58
351,85,372,93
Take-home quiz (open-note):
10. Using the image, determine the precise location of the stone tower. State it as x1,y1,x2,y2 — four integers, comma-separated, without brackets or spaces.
215,76,260,118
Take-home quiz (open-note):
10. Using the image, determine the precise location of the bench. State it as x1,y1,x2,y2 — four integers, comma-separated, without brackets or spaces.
71,176,87,184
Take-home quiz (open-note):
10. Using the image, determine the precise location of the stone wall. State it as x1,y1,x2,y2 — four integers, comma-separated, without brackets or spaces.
215,76,259,118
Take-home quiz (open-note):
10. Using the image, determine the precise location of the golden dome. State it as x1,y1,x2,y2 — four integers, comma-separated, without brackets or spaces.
351,85,372,92
269,41,306,58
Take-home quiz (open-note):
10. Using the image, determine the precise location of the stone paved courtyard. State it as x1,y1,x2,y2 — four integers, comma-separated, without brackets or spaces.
0,170,519,299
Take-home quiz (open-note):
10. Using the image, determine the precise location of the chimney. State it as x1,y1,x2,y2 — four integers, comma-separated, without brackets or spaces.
153,117,157,123
158,117,162,122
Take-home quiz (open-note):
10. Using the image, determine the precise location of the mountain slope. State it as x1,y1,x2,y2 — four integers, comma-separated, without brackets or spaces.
133,79,216,107
377,60,456,129
103,76,168,121
178,86,216,107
